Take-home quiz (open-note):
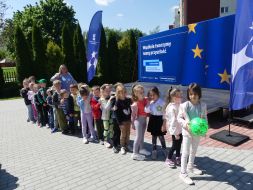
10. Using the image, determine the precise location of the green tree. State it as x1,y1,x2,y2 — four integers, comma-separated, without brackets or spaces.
13,0,76,45
128,30,139,81
118,35,131,83
14,26,33,83
61,22,76,77
0,49,6,59
104,27,123,42
46,41,64,77
0,19,15,58
73,23,87,82
148,25,160,35
0,0,7,31
0,66,5,89
107,31,119,83
32,22,47,79
118,29,143,83
95,25,108,82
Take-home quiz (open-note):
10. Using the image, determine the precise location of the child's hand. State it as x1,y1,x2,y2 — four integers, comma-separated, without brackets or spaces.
43,103,47,107
175,135,180,140
112,105,117,111
60,99,64,104
161,124,166,132
186,123,191,132
66,115,69,120
131,123,135,130
69,114,73,117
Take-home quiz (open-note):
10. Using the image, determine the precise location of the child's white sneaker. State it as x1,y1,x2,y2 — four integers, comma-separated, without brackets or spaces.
82,138,89,144
99,140,104,145
121,147,126,155
104,142,112,148
179,173,194,185
139,149,151,156
131,153,145,161
187,167,203,175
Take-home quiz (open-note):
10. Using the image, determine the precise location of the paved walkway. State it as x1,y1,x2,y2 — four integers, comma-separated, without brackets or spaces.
0,99,252,190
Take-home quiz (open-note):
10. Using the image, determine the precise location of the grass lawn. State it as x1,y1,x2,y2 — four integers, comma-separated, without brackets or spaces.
2,67,16,74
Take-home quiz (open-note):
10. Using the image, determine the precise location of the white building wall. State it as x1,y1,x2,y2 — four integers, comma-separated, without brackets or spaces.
179,0,185,26
220,0,236,17
174,7,180,28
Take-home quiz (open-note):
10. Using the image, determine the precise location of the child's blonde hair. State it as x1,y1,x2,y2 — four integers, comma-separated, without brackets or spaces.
132,84,144,102
115,84,126,99
100,84,109,98
165,87,181,106
60,89,68,98
53,80,61,86
78,83,88,90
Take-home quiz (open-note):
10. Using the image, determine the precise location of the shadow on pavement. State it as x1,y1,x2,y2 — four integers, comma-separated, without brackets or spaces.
0,164,19,190
193,156,253,189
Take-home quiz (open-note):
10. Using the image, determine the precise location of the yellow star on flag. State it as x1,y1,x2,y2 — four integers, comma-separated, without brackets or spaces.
192,44,203,59
218,69,231,84
188,23,197,34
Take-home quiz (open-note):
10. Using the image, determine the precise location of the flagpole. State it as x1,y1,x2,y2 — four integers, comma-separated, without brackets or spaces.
227,110,232,137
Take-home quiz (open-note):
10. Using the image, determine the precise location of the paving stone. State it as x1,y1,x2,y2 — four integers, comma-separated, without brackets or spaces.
0,99,253,190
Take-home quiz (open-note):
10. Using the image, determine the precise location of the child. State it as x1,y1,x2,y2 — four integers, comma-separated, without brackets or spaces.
131,84,150,161
163,88,183,168
114,84,132,155
100,84,114,148
28,82,38,122
70,84,81,130
36,79,48,127
28,76,36,83
77,87,96,144
145,87,167,160
178,83,207,185
52,80,67,133
110,86,121,153
20,78,36,123
46,88,54,129
60,89,75,134
90,86,104,144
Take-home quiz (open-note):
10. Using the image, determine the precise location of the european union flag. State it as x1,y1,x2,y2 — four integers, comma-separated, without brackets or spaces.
230,0,253,110
205,15,234,89
181,16,234,90
181,22,208,86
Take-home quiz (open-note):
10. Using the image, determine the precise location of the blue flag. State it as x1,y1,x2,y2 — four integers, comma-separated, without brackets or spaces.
181,22,208,86
87,11,102,82
230,0,253,110
205,15,234,89
138,15,234,90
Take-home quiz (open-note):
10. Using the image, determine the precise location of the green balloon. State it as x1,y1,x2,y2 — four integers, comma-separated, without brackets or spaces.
190,117,208,136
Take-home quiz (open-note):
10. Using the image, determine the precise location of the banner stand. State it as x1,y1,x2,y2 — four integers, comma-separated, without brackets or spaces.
210,111,249,146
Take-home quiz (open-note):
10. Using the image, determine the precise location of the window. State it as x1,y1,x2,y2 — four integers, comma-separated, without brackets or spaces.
221,7,229,13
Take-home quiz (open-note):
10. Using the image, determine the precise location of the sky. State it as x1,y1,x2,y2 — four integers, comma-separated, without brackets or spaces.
5,0,180,34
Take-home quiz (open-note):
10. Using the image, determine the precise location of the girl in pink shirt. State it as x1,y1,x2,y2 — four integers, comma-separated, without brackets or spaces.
131,85,150,161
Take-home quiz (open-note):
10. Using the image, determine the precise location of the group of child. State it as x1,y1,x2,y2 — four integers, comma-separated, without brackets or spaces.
21,77,207,185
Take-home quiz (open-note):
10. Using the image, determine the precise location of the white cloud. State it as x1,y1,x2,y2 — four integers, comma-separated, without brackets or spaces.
116,13,124,17
94,0,115,6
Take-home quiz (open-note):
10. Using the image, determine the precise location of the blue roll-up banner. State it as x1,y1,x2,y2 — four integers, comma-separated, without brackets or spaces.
87,11,103,82
138,15,235,90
